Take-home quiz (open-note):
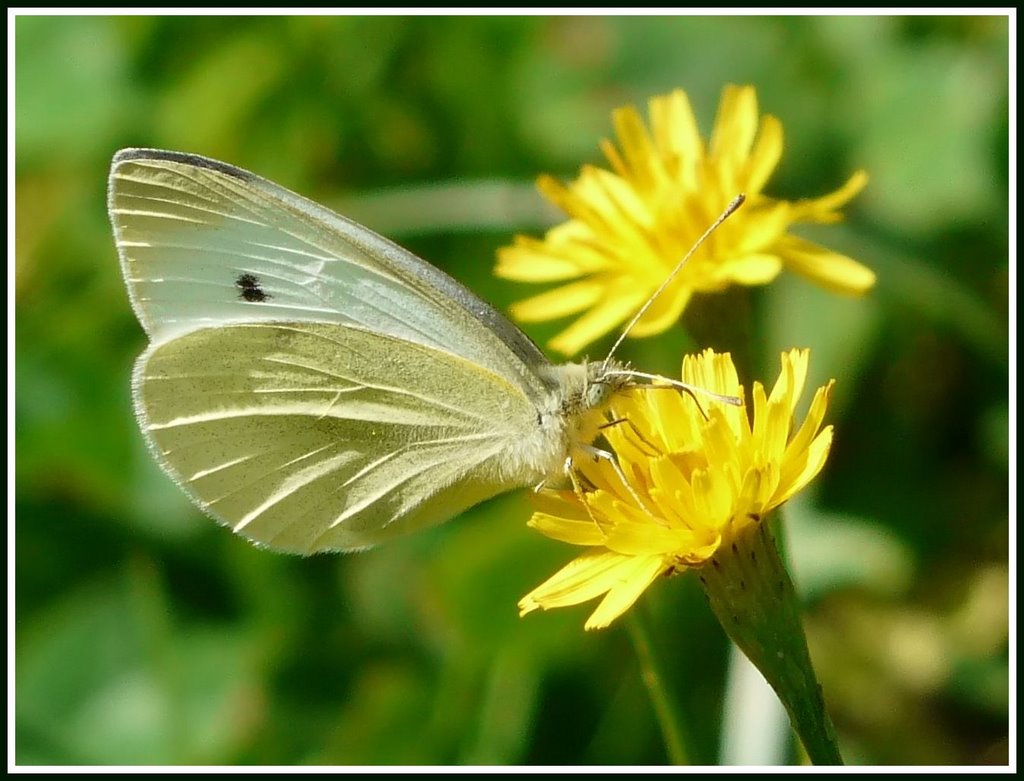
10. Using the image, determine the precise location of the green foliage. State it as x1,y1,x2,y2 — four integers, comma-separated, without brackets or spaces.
14,14,1009,766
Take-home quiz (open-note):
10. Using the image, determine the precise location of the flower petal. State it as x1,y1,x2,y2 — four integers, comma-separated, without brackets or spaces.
651,89,703,186
604,520,700,556
547,289,648,355
782,380,834,471
713,253,784,287
773,426,833,506
611,103,661,192
529,489,592,521
732,201,793,255
529,513,606,546
793,169,869,222
495,233,608,281
518,549,636,614
743,115,783,193
584,555,668,630
769,349,809,416
508,278,609,321
774,234,877,294
626,285,692,337
710,84,759,164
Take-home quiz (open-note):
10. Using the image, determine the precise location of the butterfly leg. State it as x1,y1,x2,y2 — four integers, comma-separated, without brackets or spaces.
564,456,610,533
599,416,661,456
529,458,608,533
573,443,660,519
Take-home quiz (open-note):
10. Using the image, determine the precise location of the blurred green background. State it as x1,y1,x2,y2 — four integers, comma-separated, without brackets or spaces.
14,14,1009,766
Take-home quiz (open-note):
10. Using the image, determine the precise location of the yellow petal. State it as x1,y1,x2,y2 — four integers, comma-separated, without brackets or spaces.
651,89,703,186
648,392,704,454
710,85,759,163
560,167,647,237
494,241,593,282
626,285,692,337
603,521,699,556
529,513,606,546
732,201,793,255
600,137,628,179
701,412,743,477
601,403,664,466
690,467,736,531
508,278,609,321
772,426,833,506
547,289,647,355
588,492,658,529
793,169,869,221
775,234,877,294
519,549,636,614
735,466,769,517
683,348,741,399
612,103,660,190
712,253,783,287
649,455,701,526
582,167,658,242
782,380,834,470
743,114,783,193
529,489,589,519
584,554,668,630
535,173,576,216
767,400,795,468
769,348,809,415
748,381,772,464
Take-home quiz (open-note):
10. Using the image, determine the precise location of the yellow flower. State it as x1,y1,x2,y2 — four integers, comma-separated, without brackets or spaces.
519,348,834,630
496,85,874,355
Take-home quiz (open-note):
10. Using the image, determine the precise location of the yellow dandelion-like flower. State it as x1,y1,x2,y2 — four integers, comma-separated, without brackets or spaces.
519,348,834,630
496,85,874,355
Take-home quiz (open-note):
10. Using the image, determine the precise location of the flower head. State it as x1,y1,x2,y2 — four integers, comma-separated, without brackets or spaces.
519,348,834,630
496,86,874,355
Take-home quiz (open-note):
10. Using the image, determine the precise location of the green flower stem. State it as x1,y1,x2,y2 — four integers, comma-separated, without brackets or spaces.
626,609,690,765
699,518,843,765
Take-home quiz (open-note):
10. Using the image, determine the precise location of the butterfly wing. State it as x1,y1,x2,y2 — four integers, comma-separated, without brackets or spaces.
109,148,552,398
135,321,542,553
109,149,573,551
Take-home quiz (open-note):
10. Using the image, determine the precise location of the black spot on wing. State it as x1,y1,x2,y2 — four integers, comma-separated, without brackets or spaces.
236,272,271,303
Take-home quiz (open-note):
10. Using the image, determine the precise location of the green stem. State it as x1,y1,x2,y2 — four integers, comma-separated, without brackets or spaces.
699,519,843,765
626,608,690,765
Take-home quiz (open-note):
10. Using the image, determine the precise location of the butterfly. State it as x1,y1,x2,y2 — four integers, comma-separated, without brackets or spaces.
110,150,741,554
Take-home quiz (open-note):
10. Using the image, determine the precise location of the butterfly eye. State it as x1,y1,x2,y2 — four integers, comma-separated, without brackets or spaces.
586,380,613,408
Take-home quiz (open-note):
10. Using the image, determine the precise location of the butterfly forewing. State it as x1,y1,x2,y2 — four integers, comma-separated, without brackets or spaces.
109,149,552,399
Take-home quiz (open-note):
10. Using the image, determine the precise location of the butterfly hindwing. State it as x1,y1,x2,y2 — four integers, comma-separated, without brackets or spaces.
134,321,540,553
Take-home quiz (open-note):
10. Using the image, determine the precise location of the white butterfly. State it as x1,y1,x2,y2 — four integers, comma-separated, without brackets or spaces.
110,149,739,554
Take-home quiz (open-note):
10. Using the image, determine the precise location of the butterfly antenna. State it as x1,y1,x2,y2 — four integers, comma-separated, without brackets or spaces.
601,193,746,372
